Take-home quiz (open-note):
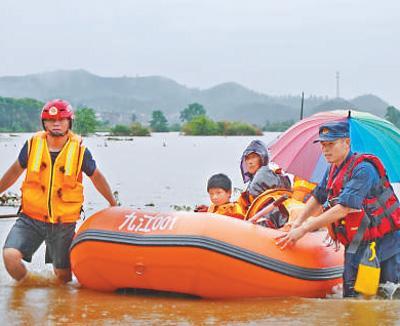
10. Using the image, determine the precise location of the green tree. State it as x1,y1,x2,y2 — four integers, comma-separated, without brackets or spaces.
169,123,181,132
110,123,150,136
385,106,400,128
263,120,294,132
110,124,131,136
182,117,262,136
73,107,98,135
131,122,151,136
0,96,43,132
218,121,263,136
149,110,169,132
179,103,206,122
96,119,110,132
182,115,219,135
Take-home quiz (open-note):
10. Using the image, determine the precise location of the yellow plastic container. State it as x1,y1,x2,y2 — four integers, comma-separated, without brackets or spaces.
354,264,381,296
354,242,381,296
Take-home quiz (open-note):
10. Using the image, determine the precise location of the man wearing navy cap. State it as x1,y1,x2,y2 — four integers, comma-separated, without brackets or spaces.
277,120,400,298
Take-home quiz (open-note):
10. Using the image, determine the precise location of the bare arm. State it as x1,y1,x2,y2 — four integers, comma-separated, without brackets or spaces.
302,204,352,232
276,204,353,249
89,168,117,206
0,160,25,194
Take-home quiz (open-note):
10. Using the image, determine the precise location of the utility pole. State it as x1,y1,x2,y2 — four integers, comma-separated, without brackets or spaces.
336,71,340,98
300,91,304,120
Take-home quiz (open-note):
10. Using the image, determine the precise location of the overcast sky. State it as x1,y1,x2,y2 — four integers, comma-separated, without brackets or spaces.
0,0,399,106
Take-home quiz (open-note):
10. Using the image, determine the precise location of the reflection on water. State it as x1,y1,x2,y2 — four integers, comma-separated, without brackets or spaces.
0,133,399,324
2,281,400,325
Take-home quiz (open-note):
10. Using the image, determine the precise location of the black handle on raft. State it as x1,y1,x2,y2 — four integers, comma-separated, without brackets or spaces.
0,214,19,219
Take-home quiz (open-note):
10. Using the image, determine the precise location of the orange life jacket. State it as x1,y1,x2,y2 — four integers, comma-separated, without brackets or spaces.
244,188,302,221
292,176,316,203
21,131,86,224
237,191,254,212
208,202,246,220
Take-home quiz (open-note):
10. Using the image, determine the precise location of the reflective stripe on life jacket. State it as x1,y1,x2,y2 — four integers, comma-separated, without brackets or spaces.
21,131,86,223
326,153,400,246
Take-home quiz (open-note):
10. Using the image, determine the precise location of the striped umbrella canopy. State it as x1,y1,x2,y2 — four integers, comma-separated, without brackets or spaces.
269,110,400,183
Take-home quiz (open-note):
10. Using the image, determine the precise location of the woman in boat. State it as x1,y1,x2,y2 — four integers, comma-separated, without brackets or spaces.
238,140,291,212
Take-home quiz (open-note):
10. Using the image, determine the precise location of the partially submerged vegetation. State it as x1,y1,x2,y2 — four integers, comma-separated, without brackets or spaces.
110,123,150,136
180,103,262,136
182,116,262,136
106,137,134,141
263,120,295,132
107,103,262,136
2,95,399,136
170,204,192,211
0,192,21,207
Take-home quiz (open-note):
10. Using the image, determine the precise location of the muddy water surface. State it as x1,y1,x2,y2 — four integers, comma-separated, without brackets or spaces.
0,133,399,325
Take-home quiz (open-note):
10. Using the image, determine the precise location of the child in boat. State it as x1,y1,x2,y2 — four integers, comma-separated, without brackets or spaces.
238,140,291,211
195,173,245,219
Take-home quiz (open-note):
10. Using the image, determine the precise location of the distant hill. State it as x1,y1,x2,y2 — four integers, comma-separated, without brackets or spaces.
193,82,296,123
223,102,297,125
350,94,389,117
0,70,392,125
309,98,356,115
308,95,390,118
270,95,328,113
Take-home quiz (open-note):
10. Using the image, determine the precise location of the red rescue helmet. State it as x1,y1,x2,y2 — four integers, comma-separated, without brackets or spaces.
41,99,74,121
41,99,74,130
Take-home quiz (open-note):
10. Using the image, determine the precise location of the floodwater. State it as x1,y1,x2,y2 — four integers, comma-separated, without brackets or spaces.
0,132,399,325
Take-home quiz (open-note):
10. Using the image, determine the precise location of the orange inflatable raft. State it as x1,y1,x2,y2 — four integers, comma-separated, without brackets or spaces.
70,206,344,298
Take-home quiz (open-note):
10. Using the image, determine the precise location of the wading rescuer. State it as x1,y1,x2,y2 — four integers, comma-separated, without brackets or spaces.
276,121,400,298
0,99,117,283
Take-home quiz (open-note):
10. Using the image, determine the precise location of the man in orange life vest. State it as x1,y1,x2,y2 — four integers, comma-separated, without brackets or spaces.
276,121,400,297
0,99,117,283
